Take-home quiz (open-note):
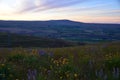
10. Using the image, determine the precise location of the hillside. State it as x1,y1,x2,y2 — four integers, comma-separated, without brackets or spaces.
0,32,81,47
0,20,120,42
0,42,120,80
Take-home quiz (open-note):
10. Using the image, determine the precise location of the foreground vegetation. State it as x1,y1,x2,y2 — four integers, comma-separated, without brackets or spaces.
0,42,120,80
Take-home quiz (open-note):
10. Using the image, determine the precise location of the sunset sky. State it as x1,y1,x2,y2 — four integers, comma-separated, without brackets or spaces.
0,0,120,23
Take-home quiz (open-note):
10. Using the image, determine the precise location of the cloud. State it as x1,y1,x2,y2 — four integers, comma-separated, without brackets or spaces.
18,0,90,13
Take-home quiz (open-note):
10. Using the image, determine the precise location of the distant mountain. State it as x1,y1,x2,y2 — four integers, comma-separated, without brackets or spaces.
47,20,84,26
0,20,120,42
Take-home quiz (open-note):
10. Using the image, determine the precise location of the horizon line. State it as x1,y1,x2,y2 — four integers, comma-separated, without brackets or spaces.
0,19,120,24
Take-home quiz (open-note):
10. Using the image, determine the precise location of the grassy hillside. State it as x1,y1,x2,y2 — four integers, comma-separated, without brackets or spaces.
0,32,81,47
0,42,120,80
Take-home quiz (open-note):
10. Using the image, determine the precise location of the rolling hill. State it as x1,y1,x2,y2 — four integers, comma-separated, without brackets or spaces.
0,20,120,42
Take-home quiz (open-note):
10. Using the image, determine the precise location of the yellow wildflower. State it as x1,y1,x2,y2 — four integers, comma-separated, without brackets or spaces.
60,76,62,79
74,73,78,77
66,74,69,77
1,64,5,66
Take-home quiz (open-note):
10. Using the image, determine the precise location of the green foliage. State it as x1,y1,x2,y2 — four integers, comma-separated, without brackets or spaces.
0,63,16,80
105,57,120,69
7,53,25,63
0,42,120,80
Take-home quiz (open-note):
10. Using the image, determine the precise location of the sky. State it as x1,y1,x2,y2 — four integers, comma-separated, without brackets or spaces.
0,0,120,23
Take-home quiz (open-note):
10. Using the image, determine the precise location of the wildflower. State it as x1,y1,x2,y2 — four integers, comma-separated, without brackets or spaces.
47,70,51,75
27,69,37,80
74,73,78,77
38,50,46,56
1,64,5,66
98,68,104,78
27,69,31,80
66,74,69,77
60,76,63,79
32,69,37,76
113,67,119,79
32,49,36,54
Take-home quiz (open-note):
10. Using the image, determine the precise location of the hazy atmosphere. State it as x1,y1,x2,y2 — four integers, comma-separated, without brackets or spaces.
0,0,120,23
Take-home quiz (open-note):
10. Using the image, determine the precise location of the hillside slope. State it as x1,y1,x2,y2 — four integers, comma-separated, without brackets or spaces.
0,32,81,47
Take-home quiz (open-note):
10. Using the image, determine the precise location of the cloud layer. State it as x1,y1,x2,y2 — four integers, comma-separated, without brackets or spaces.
0,0,120,23
18,0,89,13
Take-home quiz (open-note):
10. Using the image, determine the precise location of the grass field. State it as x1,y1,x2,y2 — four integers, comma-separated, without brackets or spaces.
0,42,120,80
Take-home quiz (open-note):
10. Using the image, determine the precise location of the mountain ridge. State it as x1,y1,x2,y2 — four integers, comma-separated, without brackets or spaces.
0,19,120,24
